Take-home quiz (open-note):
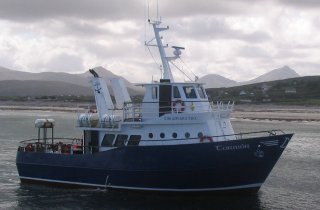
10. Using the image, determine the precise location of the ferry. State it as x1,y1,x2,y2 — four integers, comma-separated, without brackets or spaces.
16,18,293,193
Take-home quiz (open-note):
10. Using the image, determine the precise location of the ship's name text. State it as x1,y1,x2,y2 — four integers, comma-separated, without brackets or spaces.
164,116,197,121
216,144,250,151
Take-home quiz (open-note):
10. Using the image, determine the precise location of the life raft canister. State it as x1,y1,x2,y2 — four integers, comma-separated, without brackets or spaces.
200,136,213,143
172,100,185,113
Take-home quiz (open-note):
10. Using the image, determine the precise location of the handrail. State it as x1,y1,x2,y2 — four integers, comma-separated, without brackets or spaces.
19,137,81,144
75,101,234,127
17,130,288,154
18,130,285,144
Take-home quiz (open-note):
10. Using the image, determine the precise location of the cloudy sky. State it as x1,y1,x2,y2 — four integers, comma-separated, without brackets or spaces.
0,0,319,82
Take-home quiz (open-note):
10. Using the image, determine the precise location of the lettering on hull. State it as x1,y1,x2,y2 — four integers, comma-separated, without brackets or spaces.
164,116,197,121
216,144,250,151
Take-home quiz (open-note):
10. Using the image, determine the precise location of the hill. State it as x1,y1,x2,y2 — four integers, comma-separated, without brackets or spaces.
198,74,237,88
199,66,300,88
0,80,92,97
206,76,320,105
0,66,143,96
242,66,300,85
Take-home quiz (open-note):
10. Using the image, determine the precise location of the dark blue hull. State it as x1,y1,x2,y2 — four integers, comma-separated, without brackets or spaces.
16,134,293,193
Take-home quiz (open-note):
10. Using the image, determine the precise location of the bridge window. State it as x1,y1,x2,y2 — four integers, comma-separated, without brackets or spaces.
128,135,141,146
183,86,197,99
114,135,128,147
152,87,158,99
173,86,181,98
197,86,206,99
101,134,115,147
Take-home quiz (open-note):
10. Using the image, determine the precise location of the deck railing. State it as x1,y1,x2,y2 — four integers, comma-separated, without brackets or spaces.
76,101,234,127
18,130,286,155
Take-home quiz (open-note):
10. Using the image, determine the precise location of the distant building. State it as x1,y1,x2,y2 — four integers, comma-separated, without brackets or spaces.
239,99,252,103
284,87,296,94
261,84,272,93
239,90,247,96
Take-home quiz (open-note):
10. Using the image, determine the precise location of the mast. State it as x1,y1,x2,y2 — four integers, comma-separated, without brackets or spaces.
149,20,174,82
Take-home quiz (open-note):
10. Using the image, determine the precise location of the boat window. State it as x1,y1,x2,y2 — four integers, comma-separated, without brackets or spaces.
152,86,158,99
173,86,181,98
101,134,115,147
160,133,165,138
114,135,128,147
198,132,204,138
185,132,190,138
183,86,197,99
172,132,177,138
149,133,153,138
197,86,206,99
127,135,141,146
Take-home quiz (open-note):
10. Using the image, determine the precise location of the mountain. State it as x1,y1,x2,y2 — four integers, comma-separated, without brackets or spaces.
198,74,237,88
0,65,302,97
206,75,320,105
0,66,88,86
79,66,143,94
0,80,92,97
242,66,300,85
0,66,143,96
199,66,300,88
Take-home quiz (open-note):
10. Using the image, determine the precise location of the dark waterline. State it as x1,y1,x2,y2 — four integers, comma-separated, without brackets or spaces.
0,111,319,209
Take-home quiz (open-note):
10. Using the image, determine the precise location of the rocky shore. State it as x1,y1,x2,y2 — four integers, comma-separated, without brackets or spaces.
0,101,319,122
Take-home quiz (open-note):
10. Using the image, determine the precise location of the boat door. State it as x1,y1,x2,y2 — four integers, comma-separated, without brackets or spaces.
84,130,99,153
159,84,172,117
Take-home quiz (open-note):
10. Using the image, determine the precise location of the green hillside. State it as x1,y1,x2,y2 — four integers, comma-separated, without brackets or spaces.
206,76,320,105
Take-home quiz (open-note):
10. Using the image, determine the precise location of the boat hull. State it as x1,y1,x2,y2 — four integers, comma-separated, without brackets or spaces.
16,134,292,193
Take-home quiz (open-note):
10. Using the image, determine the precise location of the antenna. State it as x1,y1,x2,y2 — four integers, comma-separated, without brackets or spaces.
147,0,150,21
156,0,159,21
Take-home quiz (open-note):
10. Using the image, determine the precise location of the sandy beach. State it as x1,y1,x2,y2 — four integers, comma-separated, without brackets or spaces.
0,101,319,121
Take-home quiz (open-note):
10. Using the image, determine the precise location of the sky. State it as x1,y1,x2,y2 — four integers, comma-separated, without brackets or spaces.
0,0,319,82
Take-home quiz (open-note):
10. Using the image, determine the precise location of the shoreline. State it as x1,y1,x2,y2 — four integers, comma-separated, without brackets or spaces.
232,104,320,122
0,101,319,122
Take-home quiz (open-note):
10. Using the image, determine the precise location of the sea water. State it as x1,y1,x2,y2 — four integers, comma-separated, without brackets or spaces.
0,110,319,210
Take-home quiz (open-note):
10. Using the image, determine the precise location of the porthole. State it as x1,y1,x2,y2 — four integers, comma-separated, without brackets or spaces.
172,132,177,138
185,132,190,138
198,132,203,138
160,133,165,138
149,133,153,138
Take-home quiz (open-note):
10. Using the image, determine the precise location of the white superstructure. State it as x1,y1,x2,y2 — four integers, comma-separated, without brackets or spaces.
77,19,236,149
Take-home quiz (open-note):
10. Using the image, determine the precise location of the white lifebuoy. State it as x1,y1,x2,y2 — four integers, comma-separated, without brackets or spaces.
200,136,213,143
172,100,185,113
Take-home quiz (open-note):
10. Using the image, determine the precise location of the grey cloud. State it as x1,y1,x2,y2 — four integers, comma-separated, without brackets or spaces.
237,45,272,59
43,19,141,38
275,49,307,59
238,31,271,43
174,18,271,43
82,37,145,61
0,0,144,22
160,0,269,18
293,61,320,76
314,17,320,29
0,0,269,23
277,0,320,8
57,19,110,37
46,53,84,72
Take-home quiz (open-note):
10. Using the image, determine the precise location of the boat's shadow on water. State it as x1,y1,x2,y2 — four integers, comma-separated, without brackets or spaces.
15,184,265,210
